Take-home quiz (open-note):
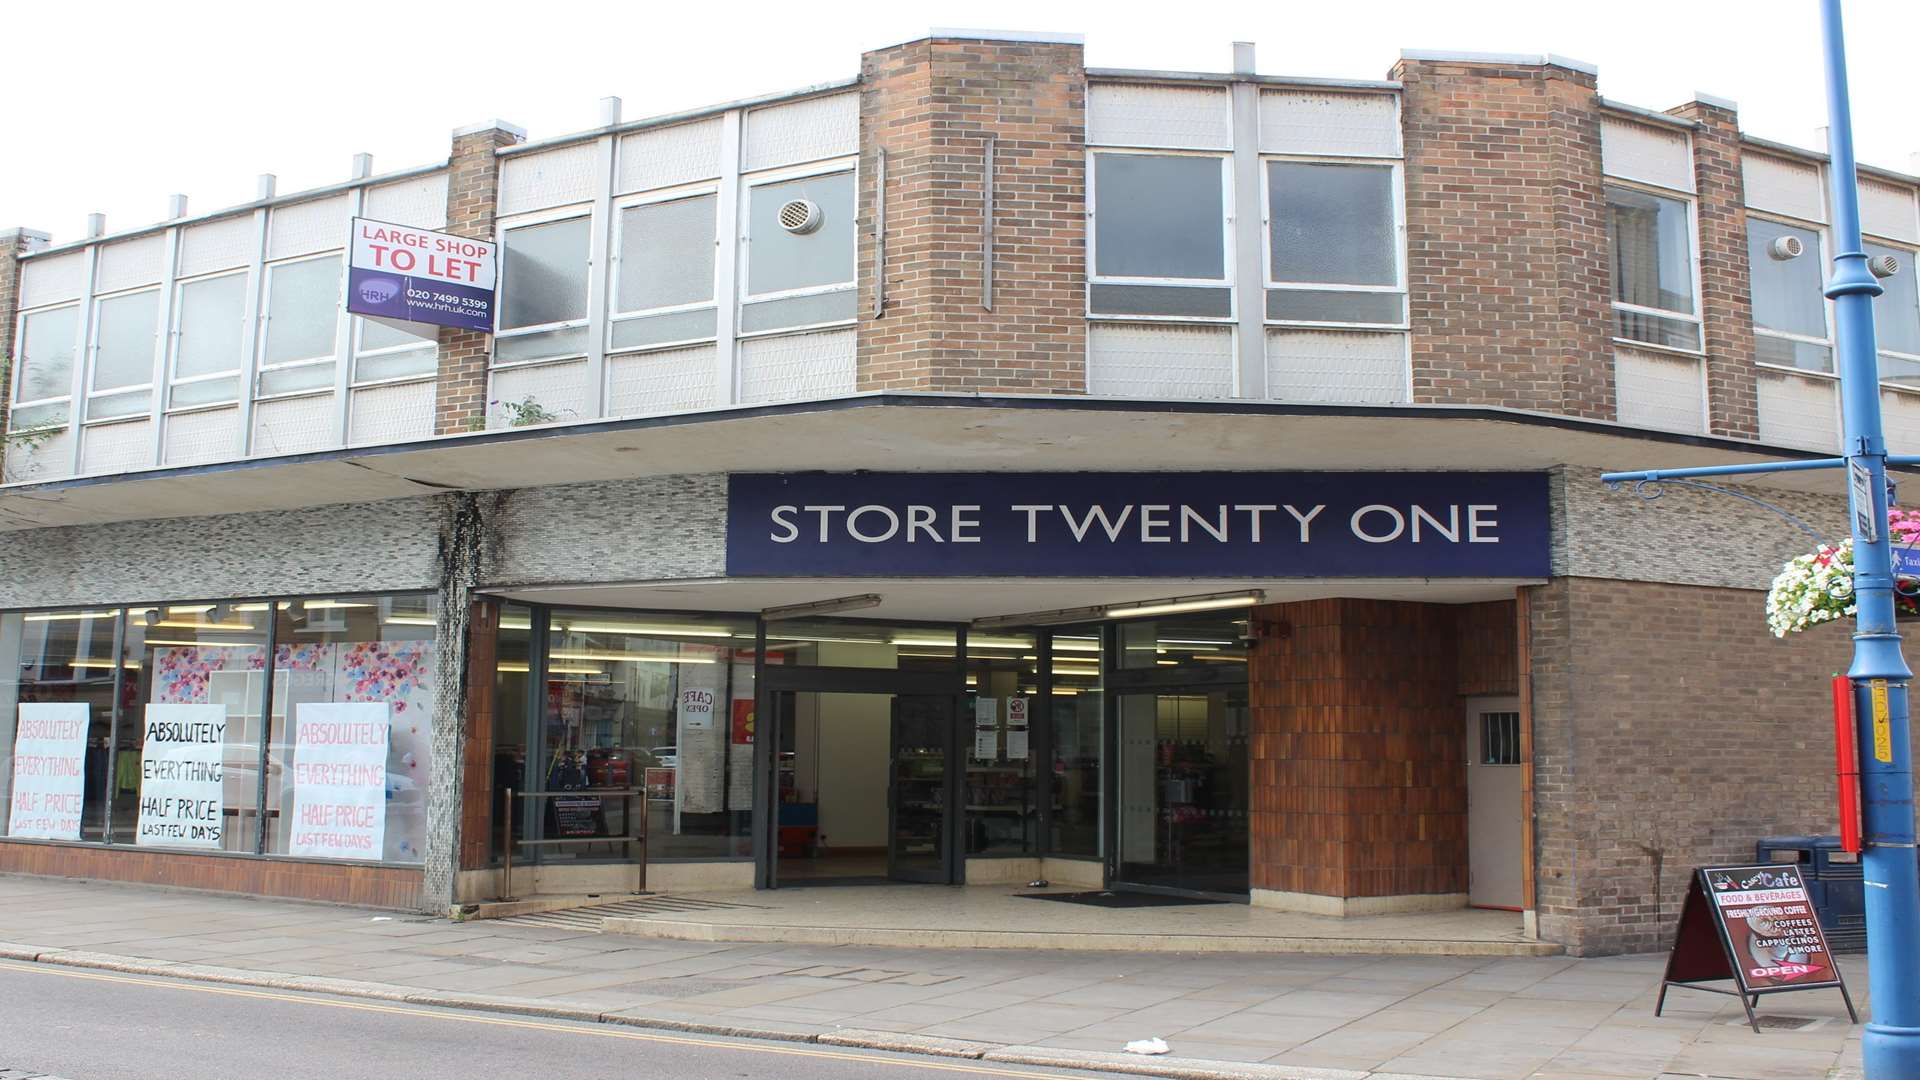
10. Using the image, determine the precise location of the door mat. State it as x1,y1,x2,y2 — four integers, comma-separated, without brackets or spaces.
1019,890,1228,908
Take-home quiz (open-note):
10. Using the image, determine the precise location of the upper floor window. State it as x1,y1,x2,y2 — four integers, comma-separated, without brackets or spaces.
611,191,718,351
257,255,341,397
1746,216,1830,373
9,305,78,429
353,316,437,384
1867,241,1920,385
87,289,159,421
741,169,856,334
496,215,591,365
1089,151,1230,319
1266,160,1403,326
171,272,249,409
1607,184,1700,350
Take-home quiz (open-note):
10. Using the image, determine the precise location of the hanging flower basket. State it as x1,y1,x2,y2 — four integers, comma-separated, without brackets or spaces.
1766,510,1920,637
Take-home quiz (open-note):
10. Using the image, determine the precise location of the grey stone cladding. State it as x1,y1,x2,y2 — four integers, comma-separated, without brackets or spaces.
486,474,725,587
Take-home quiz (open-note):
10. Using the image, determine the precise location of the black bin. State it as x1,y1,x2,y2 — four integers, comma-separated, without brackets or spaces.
1757,835,1867,953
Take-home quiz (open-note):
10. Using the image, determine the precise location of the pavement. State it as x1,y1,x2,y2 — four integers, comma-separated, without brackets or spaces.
0,874,1869,1080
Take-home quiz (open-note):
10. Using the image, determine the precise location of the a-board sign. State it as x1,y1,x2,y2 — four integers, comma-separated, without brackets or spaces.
1656,864,1857,1033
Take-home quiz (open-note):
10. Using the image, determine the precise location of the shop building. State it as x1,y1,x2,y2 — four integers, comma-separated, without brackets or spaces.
1,32,1913,955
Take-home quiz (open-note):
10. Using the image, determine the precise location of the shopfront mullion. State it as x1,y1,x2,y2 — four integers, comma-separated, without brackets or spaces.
1035,631,1054,858
522,605,551,863
100,609,128,845
752,617,771,889
252,603,278,855
1101,621,1121,885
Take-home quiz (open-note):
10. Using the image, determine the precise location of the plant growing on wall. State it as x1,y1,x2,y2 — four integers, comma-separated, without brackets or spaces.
0,352,63,457
491,395,566,428
1766,509,1920,636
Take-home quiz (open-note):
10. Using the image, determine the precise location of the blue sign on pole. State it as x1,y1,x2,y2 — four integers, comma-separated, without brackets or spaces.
346,217,496,333
725,472,1550,578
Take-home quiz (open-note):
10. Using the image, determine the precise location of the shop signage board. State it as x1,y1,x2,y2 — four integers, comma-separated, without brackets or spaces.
1655,864,1857,1032
287,702,390,860
726,472,1550,577
135,704,227,849
346,217,495,333
6,702,90,840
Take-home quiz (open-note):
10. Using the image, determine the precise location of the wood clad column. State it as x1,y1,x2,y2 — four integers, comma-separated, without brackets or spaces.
459,600,500,873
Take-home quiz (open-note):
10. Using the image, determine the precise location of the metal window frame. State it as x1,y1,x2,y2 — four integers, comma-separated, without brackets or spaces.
736,158,859,315
7,301,83,426
81,284,164,424
1604,179,1706,353
165,269,252,412
1085,148,1237,323
253,251,347,400
608,184,721,321
491,206,596,365
1259,154,1410,331
1862,236,1920,376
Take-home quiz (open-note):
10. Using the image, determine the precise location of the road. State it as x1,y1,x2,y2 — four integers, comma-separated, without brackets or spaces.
0,961,1116,1080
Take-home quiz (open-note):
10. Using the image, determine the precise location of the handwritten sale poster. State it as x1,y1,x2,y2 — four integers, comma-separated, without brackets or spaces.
135,704,227,849
288,702,390,860
7,702,90,840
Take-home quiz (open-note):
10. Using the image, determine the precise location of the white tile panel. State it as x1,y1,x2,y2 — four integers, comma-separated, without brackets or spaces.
162,406,242,466
1756,371,1839,451
1744,154,1825,223
1088,323,1234,399
1860,178,1918,243
19,251,87,309
0,427,74,483
742,93,858,173
618,118,724,194
1883,389,1920,456
268,195,350,261
1600,119,1694,193
1264,330,1406,404
1613,348,1704,434
348,380,436,445
250,393,338,456
1088,84,1232,150
499,142,602,216
489,359,593,427
1259,91,1400,158
364,173,449,230
737,329,856,404
93,234,166,295
608,344,717,415
177,214,257,278
79,419,152,475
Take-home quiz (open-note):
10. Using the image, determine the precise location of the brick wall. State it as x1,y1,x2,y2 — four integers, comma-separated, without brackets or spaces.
435,125,522,435
1250,599,1468,900
1529,577,1854,955
1394,58,1615,420
857,37,1086,393
0,841,426,910
1668,101,1761,439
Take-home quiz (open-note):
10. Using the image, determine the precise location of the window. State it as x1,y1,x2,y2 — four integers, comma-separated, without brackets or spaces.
1089,152,1230,318
612,193,718,351
1266,160,1403,325
1868,241,1920,385
741,170,856,333
172,273,249,408
88,289,159,421
496,216,591,364
1747,217,1831,373
0,609,120,843
353,317,437,384
1479,711,1522,766
1046,626,1103,858
1607,185,1701,350
10,305,79,430
258,255,342,397
964,632,1038,857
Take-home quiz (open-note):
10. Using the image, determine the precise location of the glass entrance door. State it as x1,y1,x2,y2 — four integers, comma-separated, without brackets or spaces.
888,695,956,883
1113,687,1251,896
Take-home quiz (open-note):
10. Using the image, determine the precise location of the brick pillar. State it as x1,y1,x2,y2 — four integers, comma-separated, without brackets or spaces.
857,35,1086,393
1248,598,1467,914
1394,57,1615,420
1668,99,1760,439
434,122,523,435
0,228,52,477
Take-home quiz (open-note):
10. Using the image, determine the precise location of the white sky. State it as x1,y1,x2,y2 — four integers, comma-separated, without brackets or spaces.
7,0,1916,245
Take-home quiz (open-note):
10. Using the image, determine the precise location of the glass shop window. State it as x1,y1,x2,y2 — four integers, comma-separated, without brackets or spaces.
258,255,343,397
171,272,249,409
1046,625,1104,859
963,632,1038,856
611,193,718,351
491,604,533,863
1747,217,1831,373
1266,160,1404,325
1089,152,1230,320
496,216,591,364
0,609,121,844
1868,241,1920,385
1607,184,1700,350
760,620,958,672
740,171,856,333
87,289,159,421
9,305,79,430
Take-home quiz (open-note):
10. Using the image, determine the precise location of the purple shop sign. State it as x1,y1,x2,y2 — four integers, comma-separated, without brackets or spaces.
346,217,496,333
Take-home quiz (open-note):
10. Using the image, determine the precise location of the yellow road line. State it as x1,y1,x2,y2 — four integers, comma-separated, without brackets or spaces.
0,960,1066,1078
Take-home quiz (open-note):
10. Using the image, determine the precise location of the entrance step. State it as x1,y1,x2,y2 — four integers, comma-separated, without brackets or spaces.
487,894,767,930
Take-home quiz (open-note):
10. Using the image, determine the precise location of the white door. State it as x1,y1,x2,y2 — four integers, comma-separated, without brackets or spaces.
1466,696,1525,910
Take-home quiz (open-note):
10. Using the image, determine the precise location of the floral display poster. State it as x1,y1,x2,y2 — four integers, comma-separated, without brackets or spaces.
135,704,226,849
7,702,90,840
288,702,390,860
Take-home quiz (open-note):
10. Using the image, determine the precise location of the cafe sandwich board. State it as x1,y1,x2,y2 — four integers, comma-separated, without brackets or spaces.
1655,864,1857,1033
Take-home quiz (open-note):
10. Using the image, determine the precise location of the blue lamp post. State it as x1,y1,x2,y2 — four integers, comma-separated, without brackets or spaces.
1606,3,1920,1073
